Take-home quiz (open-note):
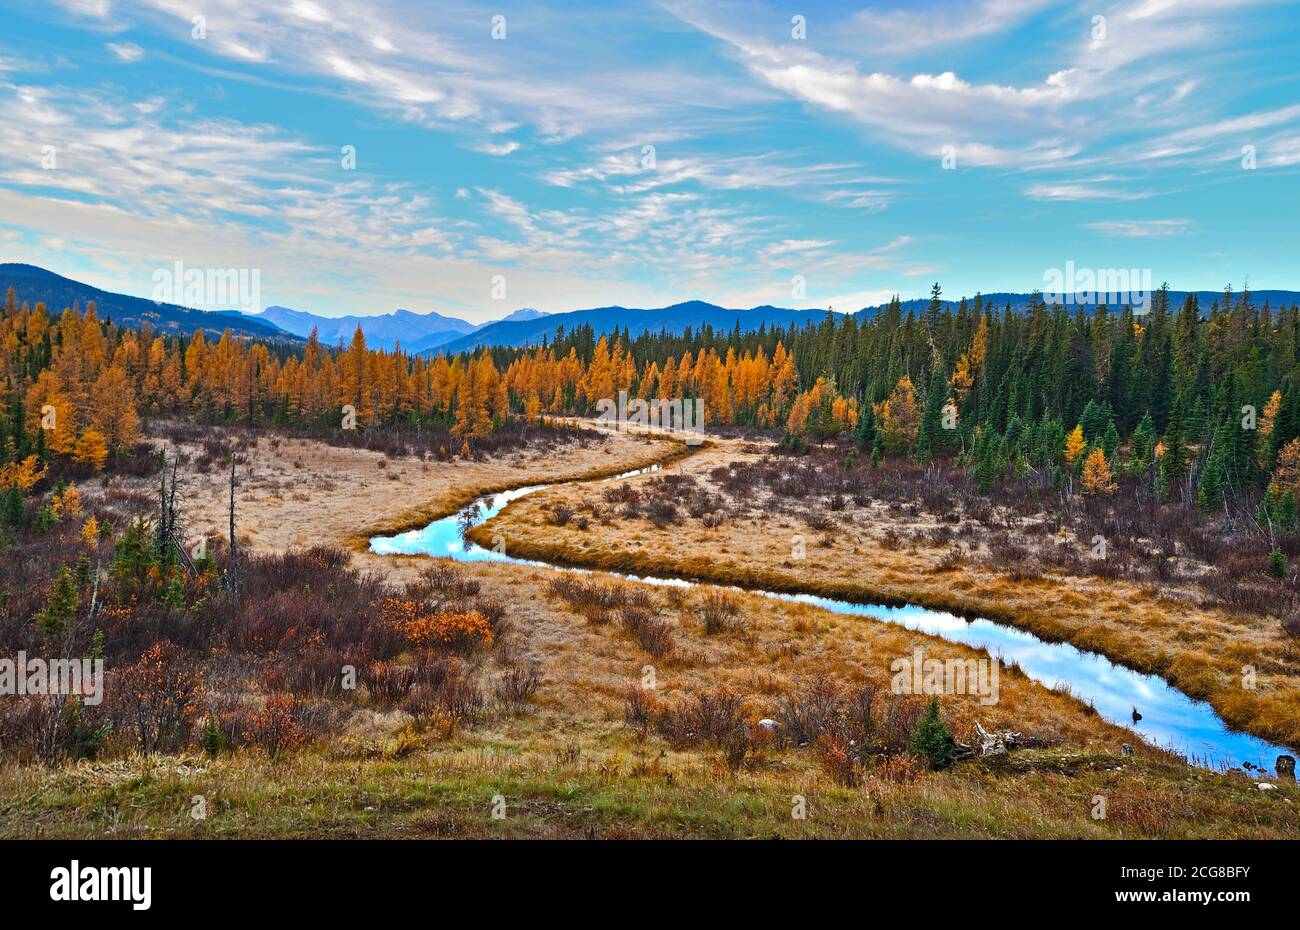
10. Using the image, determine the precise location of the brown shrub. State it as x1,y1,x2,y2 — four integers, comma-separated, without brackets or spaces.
620,607,674,658
246,693,311,757
112,641,201,754
656,687,747,749
362,661,418,707
406,655,482,722
695,590,743,636
495,662,541,711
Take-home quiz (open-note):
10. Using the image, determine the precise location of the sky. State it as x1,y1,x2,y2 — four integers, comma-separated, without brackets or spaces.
0,0,1298,322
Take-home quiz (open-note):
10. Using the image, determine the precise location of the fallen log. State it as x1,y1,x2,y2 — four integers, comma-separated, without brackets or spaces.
953,722,1051,760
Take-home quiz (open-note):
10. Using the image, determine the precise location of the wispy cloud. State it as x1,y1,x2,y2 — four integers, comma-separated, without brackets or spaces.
1083,219,1192,237
1026,183,1154,202
3,0,1298,313
107,42,144,62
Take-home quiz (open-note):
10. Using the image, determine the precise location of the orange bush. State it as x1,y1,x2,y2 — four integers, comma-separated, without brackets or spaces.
381,598,493,651
249,693,307,757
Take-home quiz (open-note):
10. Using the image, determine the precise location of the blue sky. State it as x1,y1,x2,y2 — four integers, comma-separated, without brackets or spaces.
1,0,1298,321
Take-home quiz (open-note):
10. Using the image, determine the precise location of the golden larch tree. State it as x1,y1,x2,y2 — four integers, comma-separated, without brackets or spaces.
1081,447,1116,495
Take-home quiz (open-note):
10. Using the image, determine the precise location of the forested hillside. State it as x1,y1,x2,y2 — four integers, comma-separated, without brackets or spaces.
4,282,1300,523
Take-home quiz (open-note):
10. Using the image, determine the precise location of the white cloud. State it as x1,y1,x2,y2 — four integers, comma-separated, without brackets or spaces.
762,239,836,258
1083,219,1192,237
666,0,1285,182
107,42,144,62
845,0,1054,52
1026,183,1153,201
53,0,111,17
545,149,895,212
472,140,519,156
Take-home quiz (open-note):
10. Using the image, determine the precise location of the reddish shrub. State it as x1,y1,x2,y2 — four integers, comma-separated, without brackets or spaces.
112,641,200,754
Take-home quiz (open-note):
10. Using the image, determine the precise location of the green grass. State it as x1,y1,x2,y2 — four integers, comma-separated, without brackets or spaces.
4,742,1297,839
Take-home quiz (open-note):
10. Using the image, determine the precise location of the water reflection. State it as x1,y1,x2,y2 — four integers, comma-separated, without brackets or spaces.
371,467,1295,774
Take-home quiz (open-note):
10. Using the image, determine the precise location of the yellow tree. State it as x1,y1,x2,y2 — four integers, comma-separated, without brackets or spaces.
770,342,797,414
1270,438,1300,495
1081,447,1116,495
24,370,77,455
90,366,141,450
949,314,987,408
453,351,501,438
1063,424,1087,466
341,326,370,419
74,428,109,471
1259,390,1282,468
876,375,920,452
583,337,615,408
0,455,47,491
786,390,812,435
524,390,542,425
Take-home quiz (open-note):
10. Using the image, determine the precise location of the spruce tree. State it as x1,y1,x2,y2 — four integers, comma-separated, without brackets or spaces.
37,566,78,634
909,698,955,770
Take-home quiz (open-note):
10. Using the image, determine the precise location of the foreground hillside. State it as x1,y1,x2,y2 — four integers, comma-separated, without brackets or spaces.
1,425,1295,839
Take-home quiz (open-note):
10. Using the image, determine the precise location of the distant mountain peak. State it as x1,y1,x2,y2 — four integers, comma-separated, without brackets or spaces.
250,304,478,351
498,307,549,322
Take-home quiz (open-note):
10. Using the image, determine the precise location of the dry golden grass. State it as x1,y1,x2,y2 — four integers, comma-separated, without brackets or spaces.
43,424,1295,839
471,437,1300,750
163,427,1137,759
118,425,687,557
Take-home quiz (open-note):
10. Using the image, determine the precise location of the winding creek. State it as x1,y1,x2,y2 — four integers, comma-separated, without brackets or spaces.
371,460,1296,775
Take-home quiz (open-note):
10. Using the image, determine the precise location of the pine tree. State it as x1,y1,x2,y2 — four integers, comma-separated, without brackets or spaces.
854,404,876,449
916,369,948,462
1130,411,1156,468
972,427,999,490
37,566,78,634
1101,420,1121,462
909,698,955,770
1158,400,1189,499
1197,451,1224,511
2,487,24,527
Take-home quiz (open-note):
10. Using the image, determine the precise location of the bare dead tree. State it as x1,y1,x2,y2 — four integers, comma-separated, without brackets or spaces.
226,451,239,595
156,445,170,553
167,454,180,542
154,446,199,577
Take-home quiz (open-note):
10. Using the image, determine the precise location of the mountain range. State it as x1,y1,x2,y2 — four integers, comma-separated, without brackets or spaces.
0,263,292,342
248,305,475,353
241,305,552,352
425,289,1300,354
5,263,1300,356
432,300,843,354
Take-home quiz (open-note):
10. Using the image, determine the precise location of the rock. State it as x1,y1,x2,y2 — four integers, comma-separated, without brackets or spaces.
1121,743,1134,757
1258,783,1278,791
757,719,778,732
1277,755,1296,782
